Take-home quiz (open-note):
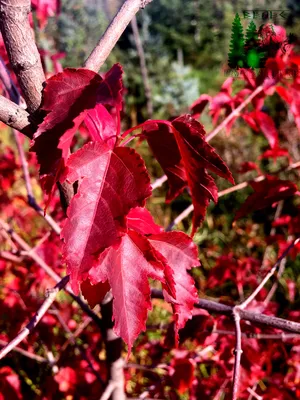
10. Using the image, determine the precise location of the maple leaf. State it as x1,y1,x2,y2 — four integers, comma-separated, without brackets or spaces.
170,356,196,394
237,161,260,174
149,231,199,336
31,64,123,191
127,207,163,235
190,94,212,118
61,141,152,293
88,229,175,353
127,115,234,234
243,110,278,148
235,176,298,220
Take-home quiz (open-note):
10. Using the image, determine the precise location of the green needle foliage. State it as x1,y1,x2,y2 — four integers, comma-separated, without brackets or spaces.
228,13,245,69
245,20,262,69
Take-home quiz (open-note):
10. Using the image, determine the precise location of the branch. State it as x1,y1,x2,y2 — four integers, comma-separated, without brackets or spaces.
0,0,45,113
0,95,32,136
0,339,47,363
150,289,300,334
238,238,300,311
166,159,300,230
205,85,264,142
229,237,300,398
51,306,104,386
84,0,153,72
232,310,242,400
0,276,69,360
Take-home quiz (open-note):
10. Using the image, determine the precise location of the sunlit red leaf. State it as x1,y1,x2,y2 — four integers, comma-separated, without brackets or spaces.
127,207,163,235
61,141,151,293
89,230,174,353
149,231,199,336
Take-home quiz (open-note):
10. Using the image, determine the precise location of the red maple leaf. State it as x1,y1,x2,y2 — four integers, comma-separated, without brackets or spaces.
125,114,234,234
61,141,151,293
235,176,298,219
31,64,123,192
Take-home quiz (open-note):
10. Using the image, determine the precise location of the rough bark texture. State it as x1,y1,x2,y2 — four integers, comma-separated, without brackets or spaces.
0,0,45,113
0,95,33,136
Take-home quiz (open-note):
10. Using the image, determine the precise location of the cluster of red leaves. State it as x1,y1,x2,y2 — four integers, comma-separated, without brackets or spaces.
191,24,300,162
29,62,238,352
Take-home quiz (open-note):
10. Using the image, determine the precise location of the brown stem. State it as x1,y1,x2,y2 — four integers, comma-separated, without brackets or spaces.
0,276,69,360
84,0,153,72
131,15,153,118
0,95,33,136
0,0,45,113
151,289,300,334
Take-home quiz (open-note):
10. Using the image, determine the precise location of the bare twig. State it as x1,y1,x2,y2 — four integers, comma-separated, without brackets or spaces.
228,237,300,398
263,233,294,306
84,0,153,72
0,339,47,363
231,309,242,400
0,276,69,360
212,329,300,340
51,306,104,386
238,238,300,311
247,387,263,400
0,56,19,103
151,174,168,190
151,289,300,334
0,250,23,264
0,0,45,113
167,175,266,230
205,85,264,142
131,15,153,118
